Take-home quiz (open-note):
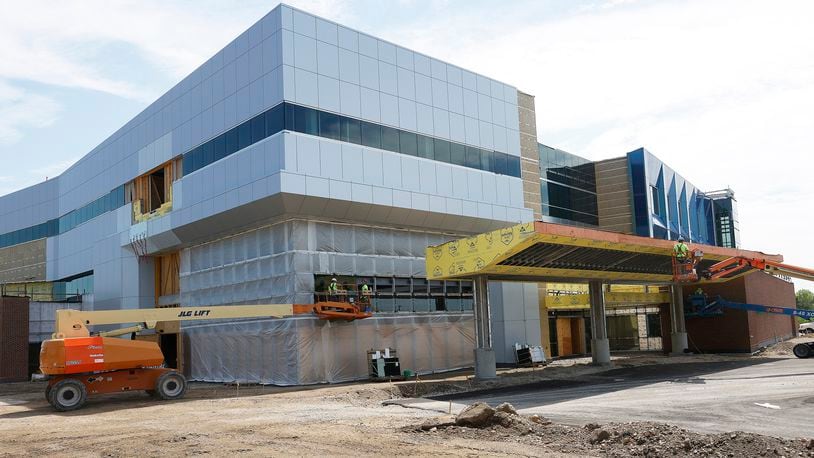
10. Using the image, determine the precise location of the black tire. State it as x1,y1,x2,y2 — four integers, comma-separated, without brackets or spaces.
793,343,812,359
805,329,814,335
49,379,87,412
154,371,187,400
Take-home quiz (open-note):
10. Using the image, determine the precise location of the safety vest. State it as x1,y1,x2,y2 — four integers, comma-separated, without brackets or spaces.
329,281,338,292
674,242,688,258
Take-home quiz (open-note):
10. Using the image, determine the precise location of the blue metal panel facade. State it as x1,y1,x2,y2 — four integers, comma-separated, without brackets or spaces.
626,147,722,246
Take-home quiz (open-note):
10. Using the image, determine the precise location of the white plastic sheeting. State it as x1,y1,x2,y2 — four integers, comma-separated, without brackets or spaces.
183,314,475,385
179,219,458,306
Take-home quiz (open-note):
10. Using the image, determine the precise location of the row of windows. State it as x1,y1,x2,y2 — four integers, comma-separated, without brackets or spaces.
0,186,126,249
183,102,522,178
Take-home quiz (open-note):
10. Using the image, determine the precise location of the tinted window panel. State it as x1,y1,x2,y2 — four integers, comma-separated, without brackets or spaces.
213,135,226,161
341,117,361,144
381,126,399,152
465,146,480,168
493,153,508,175
507,154,521,177
450,143,466,166
481,149,494,172
434,139,450,163
284,103,295,130
203,142,214,166
399,131,417,156
294,105,319,135
251,115,265,143
225,130,238,155
319,112,340,140
267,104,285,134
237,121,251,150
361,122,381,148
417,135,434,159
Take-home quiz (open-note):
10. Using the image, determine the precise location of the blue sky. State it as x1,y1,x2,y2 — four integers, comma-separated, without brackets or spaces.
1,0,812,290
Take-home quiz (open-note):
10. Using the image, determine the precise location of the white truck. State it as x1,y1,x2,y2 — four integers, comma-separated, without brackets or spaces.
799,321,814,334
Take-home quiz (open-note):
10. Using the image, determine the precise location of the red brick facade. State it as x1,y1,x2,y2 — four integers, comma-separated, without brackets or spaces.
684,272,796,353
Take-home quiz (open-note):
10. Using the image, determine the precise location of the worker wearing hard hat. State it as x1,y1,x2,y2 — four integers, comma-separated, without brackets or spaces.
359,279,371,312
328,277,339,300
674,236,690,262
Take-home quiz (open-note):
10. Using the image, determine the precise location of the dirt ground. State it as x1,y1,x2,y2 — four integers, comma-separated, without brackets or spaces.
1,346,811,457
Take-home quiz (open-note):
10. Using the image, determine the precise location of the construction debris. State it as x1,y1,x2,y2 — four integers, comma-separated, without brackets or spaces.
406,402,814,457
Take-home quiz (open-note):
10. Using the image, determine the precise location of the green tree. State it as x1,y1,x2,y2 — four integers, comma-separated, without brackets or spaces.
797,289,814,311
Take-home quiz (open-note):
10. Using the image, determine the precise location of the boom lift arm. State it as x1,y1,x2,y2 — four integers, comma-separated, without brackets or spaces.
53,304,295,339
703,256,814,282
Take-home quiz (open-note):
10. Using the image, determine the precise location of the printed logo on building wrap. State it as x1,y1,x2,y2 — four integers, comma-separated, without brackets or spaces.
484,232,493,247
432,246,443,260
449,261,466,275
466,237,478,253
500,228,514,245
433,266,442,277
448,240,459,257
475,257,486,270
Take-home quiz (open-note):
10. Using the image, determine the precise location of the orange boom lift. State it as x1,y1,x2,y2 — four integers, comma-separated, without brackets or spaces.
39,298,371,411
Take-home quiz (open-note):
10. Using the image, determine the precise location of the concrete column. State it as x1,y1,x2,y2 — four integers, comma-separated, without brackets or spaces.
589,281,611,365
473,275,496,379
670,283,688,354
538,283,552,359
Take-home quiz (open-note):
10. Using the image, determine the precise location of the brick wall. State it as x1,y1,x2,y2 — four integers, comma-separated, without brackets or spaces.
685,272,796,353
0,296,30,382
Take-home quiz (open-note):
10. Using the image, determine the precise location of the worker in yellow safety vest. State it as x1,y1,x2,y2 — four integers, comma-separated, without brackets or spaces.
674,236,690,263
359,279,371,312
328,277,339,300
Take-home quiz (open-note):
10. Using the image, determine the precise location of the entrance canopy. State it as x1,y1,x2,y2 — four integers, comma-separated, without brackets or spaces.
426,222,782,284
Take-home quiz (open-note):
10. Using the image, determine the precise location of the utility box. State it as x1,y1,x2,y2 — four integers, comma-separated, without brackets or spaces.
514,343,546,367
0,296,30,382
367,348,400,380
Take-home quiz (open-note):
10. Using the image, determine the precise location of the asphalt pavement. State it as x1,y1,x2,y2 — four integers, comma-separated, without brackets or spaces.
427,358,814,439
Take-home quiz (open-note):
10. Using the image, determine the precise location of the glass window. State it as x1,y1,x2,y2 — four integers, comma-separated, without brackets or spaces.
284,103,295,131
480,149,493,172
381,126,399,152
293,105,319,135
361,121,381,149
445,280,461,295
412,278,428,295
394,277,411,294
190,146,202,173
266,104,285,134
399,131,417,156
450,143,466,166
465,146,480,168
202,141,214,166
434,139,450,163
507,154,521,177
238,121,251,150
430,280,445,295
319,111,341,140
493,152,507,175
375,277,394,295
213,135,226,161
251,114,265,143
460,280,474,295
183,153,193,175
225,129,238,156
417,135,434,159
340,117,361,144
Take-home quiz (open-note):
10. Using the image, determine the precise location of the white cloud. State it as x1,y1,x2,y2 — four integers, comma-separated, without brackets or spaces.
0,81,61,144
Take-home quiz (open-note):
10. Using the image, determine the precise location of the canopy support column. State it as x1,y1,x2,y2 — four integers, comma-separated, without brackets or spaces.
589,281,611,365
473,275,496,379
670,283,688,354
